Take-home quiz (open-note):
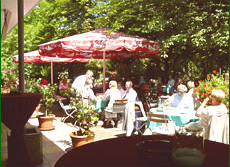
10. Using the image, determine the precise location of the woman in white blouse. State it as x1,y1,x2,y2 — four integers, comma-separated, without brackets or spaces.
102,80,122,127
196,89,228,143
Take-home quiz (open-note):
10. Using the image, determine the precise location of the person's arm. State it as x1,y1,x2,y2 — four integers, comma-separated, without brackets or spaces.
89,88,96,101
196,97,209,117
102,90,110,101
183,94,195,111
165,95,173,107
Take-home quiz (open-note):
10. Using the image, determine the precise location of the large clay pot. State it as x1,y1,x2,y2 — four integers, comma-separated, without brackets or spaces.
31,104,41,119
38,114,55,131
70,131,95,148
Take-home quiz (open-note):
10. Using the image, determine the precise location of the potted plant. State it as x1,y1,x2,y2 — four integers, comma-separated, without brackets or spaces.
26,77,43,118
69,96,99,148
38,81,58,131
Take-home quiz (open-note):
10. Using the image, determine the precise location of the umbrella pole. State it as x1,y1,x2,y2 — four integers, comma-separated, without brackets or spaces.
51,61,53,85
103,50,106,93
18,0,25,93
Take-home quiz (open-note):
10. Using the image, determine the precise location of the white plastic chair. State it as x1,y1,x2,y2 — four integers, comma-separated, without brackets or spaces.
134,101,147,135
56,96,76,125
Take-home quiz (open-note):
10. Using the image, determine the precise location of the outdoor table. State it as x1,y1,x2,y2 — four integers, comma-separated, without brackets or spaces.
92,99,107,113
54,135,228,167
1,93,42,166
147,107,199,129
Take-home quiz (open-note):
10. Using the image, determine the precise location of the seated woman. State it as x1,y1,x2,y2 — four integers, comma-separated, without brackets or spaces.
196,89,229,143
102,80,122,127
59,78,70,91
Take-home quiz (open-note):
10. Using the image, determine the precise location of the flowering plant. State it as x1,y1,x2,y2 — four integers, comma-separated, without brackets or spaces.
40,83,58,116
2,69,18,93
26,77,57,116
70,96,99,136
194,70,229,108
58,70,69,80
26,77,43,93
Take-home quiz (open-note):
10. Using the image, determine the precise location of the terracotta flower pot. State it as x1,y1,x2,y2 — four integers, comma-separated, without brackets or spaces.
70,131,95,148
38,114,55,131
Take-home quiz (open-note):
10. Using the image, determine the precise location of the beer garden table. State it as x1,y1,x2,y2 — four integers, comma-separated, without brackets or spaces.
54,134,228,167
1,93,42,166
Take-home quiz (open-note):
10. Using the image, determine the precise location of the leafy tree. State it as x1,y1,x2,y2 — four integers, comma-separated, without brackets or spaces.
88,0,229,81
1,0,96,82
1,0,228,85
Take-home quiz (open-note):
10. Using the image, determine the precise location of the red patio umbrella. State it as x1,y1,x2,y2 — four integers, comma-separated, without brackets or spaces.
37,28,160,91
13,50,89,84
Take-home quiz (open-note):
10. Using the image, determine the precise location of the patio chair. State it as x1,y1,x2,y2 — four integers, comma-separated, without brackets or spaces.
113,99,128,114
56,96,76,125
147,112,175,136
134,101,147,135
112,99,127,126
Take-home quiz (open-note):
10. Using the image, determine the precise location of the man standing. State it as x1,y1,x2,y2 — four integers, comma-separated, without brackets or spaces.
122,81,138,136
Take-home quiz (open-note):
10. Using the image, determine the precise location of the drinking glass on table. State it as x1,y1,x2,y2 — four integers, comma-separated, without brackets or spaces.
172,125,205,166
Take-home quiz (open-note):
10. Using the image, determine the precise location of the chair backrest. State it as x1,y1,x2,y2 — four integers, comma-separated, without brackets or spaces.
207,114,229,144
115,99,128,104
58,100,65,108
135,101,147,118
113,99,127,113
55,95,67,108
147,112,169,123
147,112,175,135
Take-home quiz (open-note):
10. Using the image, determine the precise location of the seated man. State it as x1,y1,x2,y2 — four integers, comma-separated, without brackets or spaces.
167,84,194,112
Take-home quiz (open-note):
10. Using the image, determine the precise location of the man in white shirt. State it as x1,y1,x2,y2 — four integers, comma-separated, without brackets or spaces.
122,81,138,136
71,70,94,92
167,84,194,112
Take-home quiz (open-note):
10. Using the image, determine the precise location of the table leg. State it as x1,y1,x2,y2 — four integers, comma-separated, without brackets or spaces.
7,130,31,166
